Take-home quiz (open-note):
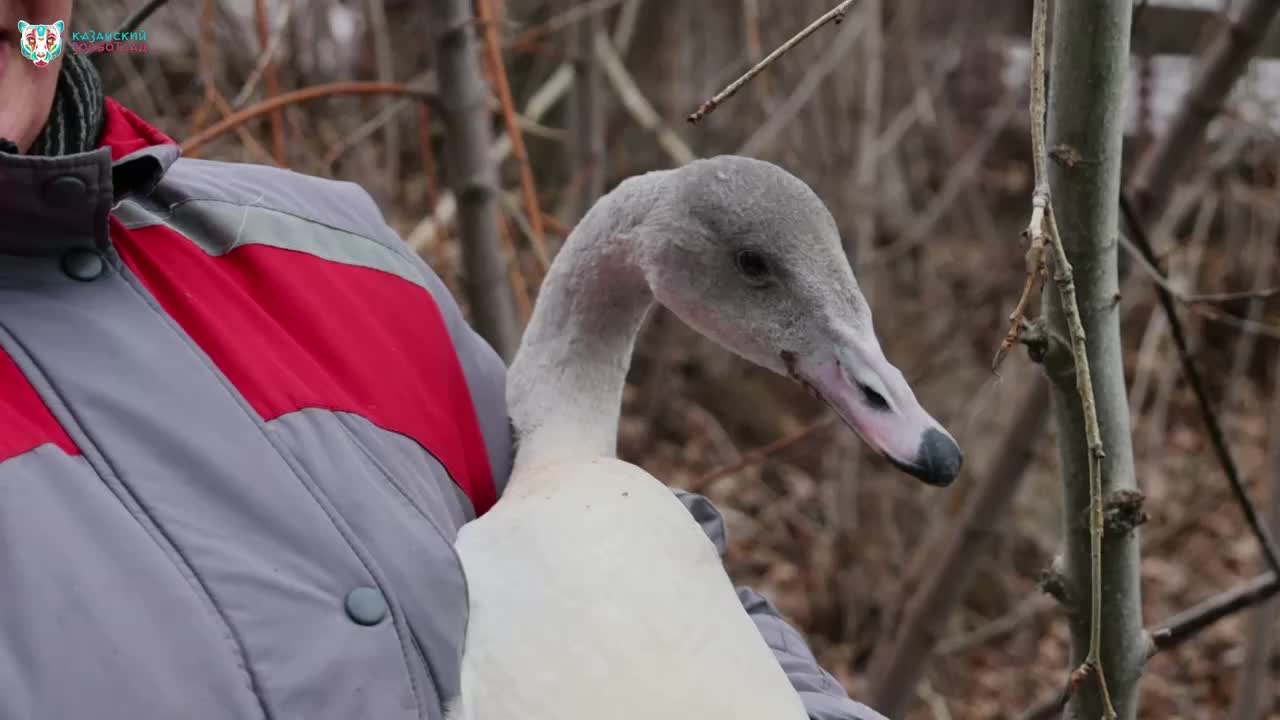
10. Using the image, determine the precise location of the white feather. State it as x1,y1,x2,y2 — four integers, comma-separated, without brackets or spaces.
448,458,808,720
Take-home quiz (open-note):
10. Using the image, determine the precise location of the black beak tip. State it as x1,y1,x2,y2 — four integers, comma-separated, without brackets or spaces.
887,429,963,487
918,428,963,486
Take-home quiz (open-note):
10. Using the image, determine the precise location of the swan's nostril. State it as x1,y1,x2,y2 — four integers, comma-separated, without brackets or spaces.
858,382,890,411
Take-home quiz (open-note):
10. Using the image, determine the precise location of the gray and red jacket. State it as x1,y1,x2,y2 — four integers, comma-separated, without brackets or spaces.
0,99,887,720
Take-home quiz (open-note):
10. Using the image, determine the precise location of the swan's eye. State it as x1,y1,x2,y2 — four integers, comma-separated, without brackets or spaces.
735,250,771,281
859,382,890,411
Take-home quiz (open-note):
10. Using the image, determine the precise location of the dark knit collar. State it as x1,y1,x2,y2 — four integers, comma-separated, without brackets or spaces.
0,51,105,157
31,51,106,156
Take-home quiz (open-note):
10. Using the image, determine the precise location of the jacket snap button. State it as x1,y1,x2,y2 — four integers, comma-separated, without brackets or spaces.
345,587,388,626
43,175,88,209
61,248,105,281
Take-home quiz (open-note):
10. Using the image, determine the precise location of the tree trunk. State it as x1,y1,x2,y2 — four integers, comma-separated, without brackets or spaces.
1042,1,1146,718
563,0,607,224
429,0,521,361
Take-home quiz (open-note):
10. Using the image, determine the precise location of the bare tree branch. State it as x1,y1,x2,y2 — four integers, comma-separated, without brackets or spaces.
181,80,441,155
687,0,860,123
563,0,606,222
1129,0,1280,216
506,0,628,48
1148,572,1278,654
477,0,549,274
401,0,644,310
1228,357,1280,720
1118,196,1280,577
595,32,695,165
363,0,398,197
118,0,169,34
688,415,838,494
735,8,870,159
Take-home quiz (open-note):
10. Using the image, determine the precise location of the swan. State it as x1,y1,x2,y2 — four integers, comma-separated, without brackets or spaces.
446,156,962,720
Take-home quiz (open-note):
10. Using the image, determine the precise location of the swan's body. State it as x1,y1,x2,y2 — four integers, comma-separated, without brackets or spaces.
450,458,807,719
447,157,962,720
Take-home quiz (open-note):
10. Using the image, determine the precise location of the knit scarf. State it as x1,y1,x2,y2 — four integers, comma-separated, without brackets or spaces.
0,51,105,156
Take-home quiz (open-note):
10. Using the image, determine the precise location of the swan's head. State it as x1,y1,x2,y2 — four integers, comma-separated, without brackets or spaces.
640,155,961,487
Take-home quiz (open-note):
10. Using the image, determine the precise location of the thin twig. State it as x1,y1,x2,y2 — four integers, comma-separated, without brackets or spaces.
868,91,1019,266
1024,0,1114,715
993,0,1051,374
206,86,278,166
317,72,436,170
321,97,412,170
741,0,772,101
595,31,695,165
1118,193,1280,577
416,99,445,268
690,415,839,493
419,102,441,210
687,0,860,123
497,214,534,324
1046,204,1116,720
1180,286,1280,305
254,0,287,165
1149,572,1278,654
181,81,440,155
1116,210,1280,308
852,0,881,275
540,211,572,239
735,9,871,158
498,192,549,290
187,0,219,141
476,0,549,272
1190,303,1280,341
409,0,642,288
506,0,627,48
118,0,169,34
365,0,399,197
1026,571,1280,717
1021,684,1072,720
1129,0,1280,215
938,594,1057,656
1229,374,1280,720
231,0,297,109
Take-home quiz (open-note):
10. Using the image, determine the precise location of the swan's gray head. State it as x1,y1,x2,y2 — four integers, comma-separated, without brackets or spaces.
639,155,961,486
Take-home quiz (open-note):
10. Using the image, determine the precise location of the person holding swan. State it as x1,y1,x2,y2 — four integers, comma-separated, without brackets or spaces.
0,1,959,718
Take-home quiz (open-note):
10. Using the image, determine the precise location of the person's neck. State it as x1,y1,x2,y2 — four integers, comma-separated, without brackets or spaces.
1,52,106,157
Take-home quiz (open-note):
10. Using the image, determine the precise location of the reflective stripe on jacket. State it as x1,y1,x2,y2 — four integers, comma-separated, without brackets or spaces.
0,99,885,720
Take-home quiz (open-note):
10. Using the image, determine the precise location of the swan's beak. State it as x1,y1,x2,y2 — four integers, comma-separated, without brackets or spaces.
783,339,962,487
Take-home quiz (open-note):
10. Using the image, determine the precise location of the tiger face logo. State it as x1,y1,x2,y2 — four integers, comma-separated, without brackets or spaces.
17,20,64,67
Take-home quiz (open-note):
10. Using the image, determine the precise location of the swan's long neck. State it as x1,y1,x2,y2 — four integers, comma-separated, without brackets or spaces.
506,171,671,481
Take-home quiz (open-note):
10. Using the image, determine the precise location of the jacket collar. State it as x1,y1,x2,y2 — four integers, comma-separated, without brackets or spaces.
0,98,179,257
